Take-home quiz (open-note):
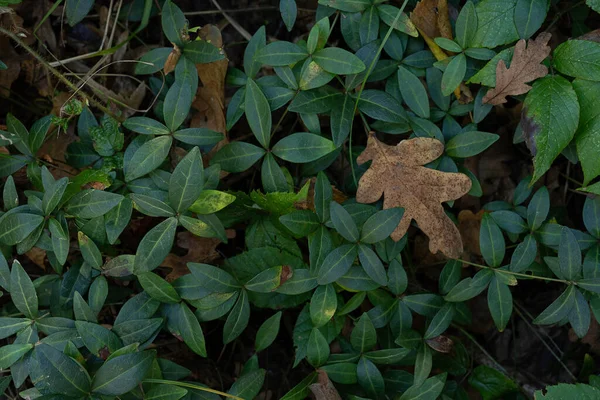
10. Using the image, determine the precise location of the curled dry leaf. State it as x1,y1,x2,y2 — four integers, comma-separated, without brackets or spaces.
483,33,552,105
163,45,181,75
410,0,453,40
356,135,471,259
425,335,454,353
191,25,228,156
310,370,342,400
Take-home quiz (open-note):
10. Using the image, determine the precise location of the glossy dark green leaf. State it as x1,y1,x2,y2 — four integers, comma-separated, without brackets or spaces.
73,292,96,322
569,289,591,338
445,131,499,158
223,289,250,344
468,366,518,400
123,117,170,136
161,0,186,46
314,172,332,223
330,202,360,242
527,186,549,231
169,147,203,213
480,214,505,268
359,90,408,123
245,79,272,149
10,260,38,319
357,356,385,397
138,272,181,303
313,48,365,75
183,40,224,63
76,321,122,356
559,226,582,281
0,344,32,369
255,41,308,66
331,94,354,147
91,350,155,395
316,244,358,285
441,54,467,96
130,194,175,217
396,66,429,118
321,363,358,384
351,313,377,352
358,244,387,286
105,198,133,244
188,263,240,292
310,284,337,327
280,210,320,237
272,133,335,163
306,327,330,367
65,0,94,26
164,81,192,132
510,234,537,272
0,213,44,246
172,128,223,146
2,175,17,210
210,141,266,173
444,269,493,302
424,302,454,339
134,217,177,273
145,384,187,400
261,153,288,193
66,189,123,219
42,177,68,215
490,210,527,234
289,87,340,113
488,276,512,332
228,369,266,399
31,344,91,397
255,312,282,352
169,303,206,356
533,285,575,325
280,0,297,31
49,219,68,266
360,208,403,244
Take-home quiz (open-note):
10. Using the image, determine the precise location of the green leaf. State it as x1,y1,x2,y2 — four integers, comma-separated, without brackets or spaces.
272,133,335,163
515,0,548,40
173,128,223,146
527,187,550,232
164,81,192,132
289,86,340,114
76,321,122,356
455,1,477,48
523,76,579,183
65,189,123,219
487,276,512,332
2,175,18,210
360,208,403,244
424,302,454,339
358,244,387,286
280,0,297,31
468,365,519,400
123,117,170,135
88,276,108,315
471,0,519,48
510,234,537,272
145,384,187,400
305,327,329,367
314,172,332,223
189,190,236,214
573,80,600,185
434,37,463,52
29,116,51,154
357,356,385,397
161,0,186,47
397,66,429,119
10,260,38,319
312,48,365,75
228,369,266,399
188,263,240,292
130,194,176,217
243,27,266,78
445,131,499,158
223,289,250,344
255,312,282,352
331,94,354,147
316,244,358,285
134,217,177,273
584,196,600,238
321,363,357,384
444,270,493,302
42,177,68,215
170,303,206,356
0,213,44,246
245,79,272,149
554,40,600,81
441,54,467,96
169,147,203,213
0,344,32,369
310,284,337,327
49,219,69,266
569,288,590,338
138,272,181,303
360,6,379,45
135,48,172,75
358,90,408,123
105,198,133,244
299,60,335,91
255,41,308,66
91,350,154,395
377,4,418,37
490,210,527,234
280,210,320,236
533,285,575,325
211,142,266,173
245,266,288,292
183,40,224,63
31,344,91,397
351,313,377,352
330,202,360,242
559,227,582,281
65,0,94,26
480,214,505,268
535,383,600,399
113,318,163,346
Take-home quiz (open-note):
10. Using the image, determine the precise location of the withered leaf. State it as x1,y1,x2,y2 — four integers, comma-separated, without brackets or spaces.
483,32,551,105
356,135,471,259
410,0,453,40
309,370,342,400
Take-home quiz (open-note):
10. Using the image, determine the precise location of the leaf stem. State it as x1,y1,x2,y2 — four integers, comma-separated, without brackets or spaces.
142,379,243,400
458,259,571,284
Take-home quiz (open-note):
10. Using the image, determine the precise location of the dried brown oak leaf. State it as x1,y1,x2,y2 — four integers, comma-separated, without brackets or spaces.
483,32,551,105
356,135,471,259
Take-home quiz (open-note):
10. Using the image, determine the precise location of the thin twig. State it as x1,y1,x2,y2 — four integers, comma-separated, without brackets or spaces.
459,259,571,284
209,0,252,40
453,323,508,374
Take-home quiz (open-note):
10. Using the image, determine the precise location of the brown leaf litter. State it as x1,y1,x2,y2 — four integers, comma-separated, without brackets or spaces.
356,134,471,259
483,33,552,105
410,0,453,40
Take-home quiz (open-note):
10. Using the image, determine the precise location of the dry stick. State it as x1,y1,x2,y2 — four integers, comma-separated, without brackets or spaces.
515,300,564,358
209,0,252,41
452,323,508,374
0,27,118,120
513,304,577,381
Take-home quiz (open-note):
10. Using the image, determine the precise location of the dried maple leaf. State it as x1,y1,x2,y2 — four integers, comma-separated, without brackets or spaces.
483,33,552,105
356,135,471,259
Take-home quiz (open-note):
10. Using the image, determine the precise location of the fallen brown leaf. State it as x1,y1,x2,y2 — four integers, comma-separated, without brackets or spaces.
483,33,552,105
191,25,228,156
356,134,471,259
26,247,46,270
163,45,181,75
458,209,484,257
410,0,453,40
298,177,347,211
309,370,342,400
162,230,235,282
0,35,21,98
